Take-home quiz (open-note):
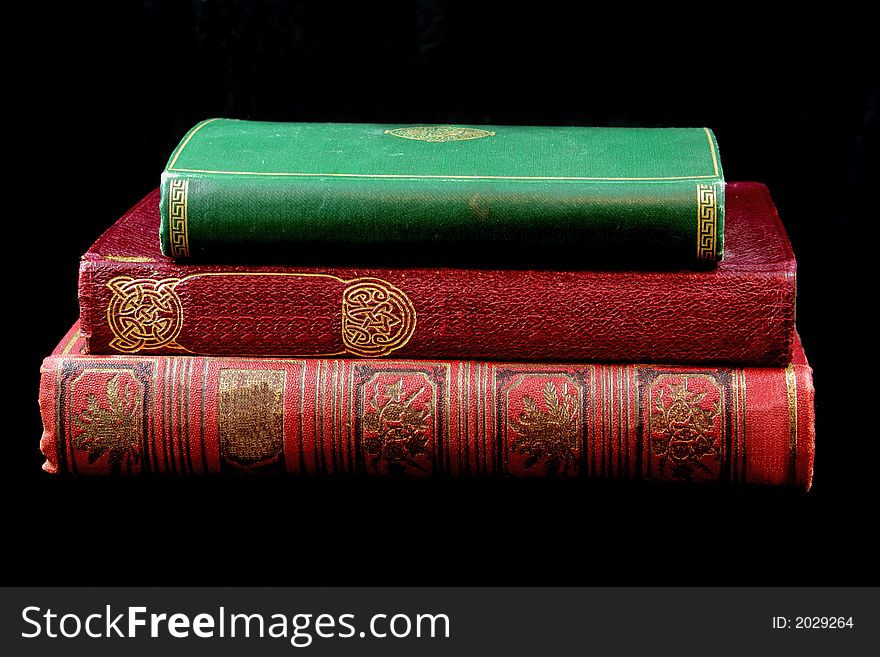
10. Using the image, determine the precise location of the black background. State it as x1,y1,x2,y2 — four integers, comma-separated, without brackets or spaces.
1,1,876,584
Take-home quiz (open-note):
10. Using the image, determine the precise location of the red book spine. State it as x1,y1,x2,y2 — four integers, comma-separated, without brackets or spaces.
41,324,815,488
78,183,796,365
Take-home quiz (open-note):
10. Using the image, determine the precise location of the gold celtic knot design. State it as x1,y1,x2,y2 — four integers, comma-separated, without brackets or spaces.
650,376,721,480
342,278,416,357
106,276,184,352
384,126,496,142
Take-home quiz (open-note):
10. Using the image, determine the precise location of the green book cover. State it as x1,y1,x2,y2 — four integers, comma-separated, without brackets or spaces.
160,119,724,265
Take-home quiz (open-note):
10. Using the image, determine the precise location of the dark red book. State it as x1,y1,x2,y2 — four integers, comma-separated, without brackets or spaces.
40,323,814,487
79,182,796,365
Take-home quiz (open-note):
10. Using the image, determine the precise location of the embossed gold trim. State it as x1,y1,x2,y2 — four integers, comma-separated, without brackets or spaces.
104,272,416,358
167,169,719,181
696,184,717,261
167,118,220,170
184,271,347,284
704,127,719,177
167,179,190,258
103,255,159,263
60,329,81,355
785,365,798,483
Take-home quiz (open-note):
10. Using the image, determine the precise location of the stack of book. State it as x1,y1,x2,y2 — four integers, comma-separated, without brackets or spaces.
39,120,814,487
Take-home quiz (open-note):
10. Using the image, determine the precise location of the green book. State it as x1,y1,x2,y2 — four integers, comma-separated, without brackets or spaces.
160,119,724,265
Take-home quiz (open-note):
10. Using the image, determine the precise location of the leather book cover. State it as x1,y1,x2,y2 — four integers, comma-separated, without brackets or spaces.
160,119,725,265
81,182,795,365
40,323,814,488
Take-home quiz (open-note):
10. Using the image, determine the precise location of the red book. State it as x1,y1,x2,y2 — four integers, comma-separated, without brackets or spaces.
79,182,796,365
40,323,815,488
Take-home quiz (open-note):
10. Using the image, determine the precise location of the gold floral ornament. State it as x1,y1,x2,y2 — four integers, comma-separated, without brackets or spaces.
509,381,580,477
73,374,141,473
342,278,416,357
384,126,496,142
362,379,433,475
650,378,721,480
106,276,184,352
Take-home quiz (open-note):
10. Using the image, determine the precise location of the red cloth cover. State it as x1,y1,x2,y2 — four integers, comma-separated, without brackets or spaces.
41,323,814,488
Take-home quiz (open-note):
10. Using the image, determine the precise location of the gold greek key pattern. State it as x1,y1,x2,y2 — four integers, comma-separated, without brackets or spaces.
106,277,184,352
342,278,416,357
697,184,717,261
384,126,496,142
168,178,190,258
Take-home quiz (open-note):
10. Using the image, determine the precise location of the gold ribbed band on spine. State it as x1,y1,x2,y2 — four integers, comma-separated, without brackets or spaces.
696,184,717,261
785,365,798,485
168,178,190,258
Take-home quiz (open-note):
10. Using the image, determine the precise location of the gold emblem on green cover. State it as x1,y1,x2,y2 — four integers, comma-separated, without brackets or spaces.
342,277,416,357
106,276,184,352
696,184,717,261
384,126,496,142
